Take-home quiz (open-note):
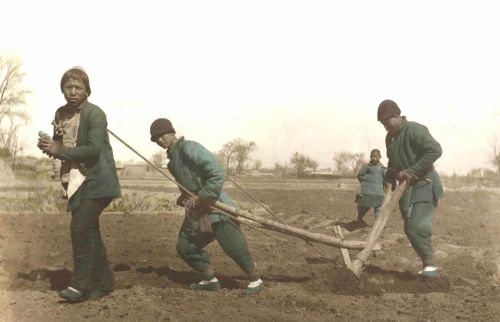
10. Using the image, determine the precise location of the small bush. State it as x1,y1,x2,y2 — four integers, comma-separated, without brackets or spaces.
107,191,176,213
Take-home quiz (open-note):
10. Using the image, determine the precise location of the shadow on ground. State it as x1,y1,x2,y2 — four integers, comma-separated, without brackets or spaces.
307,265,452,296
17,269,71,290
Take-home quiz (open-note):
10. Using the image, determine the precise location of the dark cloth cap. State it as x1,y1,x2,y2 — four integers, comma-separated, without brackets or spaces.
150,118,176,141
377,99,401,121
60,66,91,96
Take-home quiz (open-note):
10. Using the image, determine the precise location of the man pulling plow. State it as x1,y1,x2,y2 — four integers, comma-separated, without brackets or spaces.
149,118,264,295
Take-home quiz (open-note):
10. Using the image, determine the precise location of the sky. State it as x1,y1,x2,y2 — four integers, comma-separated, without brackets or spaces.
1,0,499,175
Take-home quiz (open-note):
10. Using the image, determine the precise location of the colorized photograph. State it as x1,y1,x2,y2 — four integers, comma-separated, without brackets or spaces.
0,1,499,321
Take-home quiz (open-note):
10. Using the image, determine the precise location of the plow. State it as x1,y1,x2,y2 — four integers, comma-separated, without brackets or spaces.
109,129,408,279
211,181,408,278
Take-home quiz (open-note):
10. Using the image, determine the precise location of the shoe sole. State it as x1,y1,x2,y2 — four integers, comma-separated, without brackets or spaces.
190,283,221,291
243,284,264,295
417,271,439,278
88,291,112,301
60,295,89,303
58,291,88,303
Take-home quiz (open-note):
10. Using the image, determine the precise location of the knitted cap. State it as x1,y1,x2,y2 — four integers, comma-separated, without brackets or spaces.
60,66,91,96
150,118,176,141
377,99,401,121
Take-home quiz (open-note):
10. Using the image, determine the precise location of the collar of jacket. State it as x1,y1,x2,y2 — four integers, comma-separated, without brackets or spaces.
167,136,185,159
78,100,87,110
389,116,407,138
64,99,87,112
368,162,384,167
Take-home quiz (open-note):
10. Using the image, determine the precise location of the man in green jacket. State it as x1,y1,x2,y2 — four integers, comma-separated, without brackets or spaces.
355,149,386,224
149,118,264,295
38,67,121,301
377,99,444,279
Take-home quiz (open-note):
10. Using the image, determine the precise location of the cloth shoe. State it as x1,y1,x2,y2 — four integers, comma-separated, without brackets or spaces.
58,287,88,302
190,278,221,291
88,289,112,301
243,278,264,295
417,266,439,279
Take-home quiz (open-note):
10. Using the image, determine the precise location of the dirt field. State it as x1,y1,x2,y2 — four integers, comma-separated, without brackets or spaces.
0,178,499,321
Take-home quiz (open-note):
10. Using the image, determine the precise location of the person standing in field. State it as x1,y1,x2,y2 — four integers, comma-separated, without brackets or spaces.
377,99,444,279
149,118,264,295
38,67,121,302
355,149,386,225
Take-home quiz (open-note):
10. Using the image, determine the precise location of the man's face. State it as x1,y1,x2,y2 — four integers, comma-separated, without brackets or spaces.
380,115,401,134
155,133,176,149
62,78,87,107
370,152,381,165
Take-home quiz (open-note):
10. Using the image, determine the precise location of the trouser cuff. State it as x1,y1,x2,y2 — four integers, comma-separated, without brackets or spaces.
201,267,215,280
245,268,260,282
422,257,436,267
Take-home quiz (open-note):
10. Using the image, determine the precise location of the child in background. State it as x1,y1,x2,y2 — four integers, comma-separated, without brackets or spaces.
355,149,386,225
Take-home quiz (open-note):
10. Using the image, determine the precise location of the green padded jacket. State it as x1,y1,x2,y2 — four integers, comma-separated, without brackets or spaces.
385,118,444,204
53,101,121,210
167,137,236,223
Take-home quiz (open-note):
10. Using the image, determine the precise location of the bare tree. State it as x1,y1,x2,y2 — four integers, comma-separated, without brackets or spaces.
218,138,256,175
309,159,319,174
290,152,318,178
218,141,237,171
492,137,500,177
234,140,256,175
150,150,166,168
0,56,30,160
333,152,351,175
290,152,308,178
333,151,365,176
253,159,263,171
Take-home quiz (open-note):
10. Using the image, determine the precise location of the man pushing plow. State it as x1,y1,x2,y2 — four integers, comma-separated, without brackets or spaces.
351,100,446,279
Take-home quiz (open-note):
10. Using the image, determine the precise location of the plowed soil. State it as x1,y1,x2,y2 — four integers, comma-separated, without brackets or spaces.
0,179,499,321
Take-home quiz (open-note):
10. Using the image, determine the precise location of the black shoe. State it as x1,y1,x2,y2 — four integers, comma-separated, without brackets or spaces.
190,280,221,291
58,287,88,302
88,289,112,301
243,279,264,295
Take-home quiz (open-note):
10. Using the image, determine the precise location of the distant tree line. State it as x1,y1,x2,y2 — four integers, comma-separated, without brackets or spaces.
143,133,500,181
212,138,368,178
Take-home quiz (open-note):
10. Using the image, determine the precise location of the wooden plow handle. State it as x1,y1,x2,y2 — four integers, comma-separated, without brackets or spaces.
350,180,408,277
